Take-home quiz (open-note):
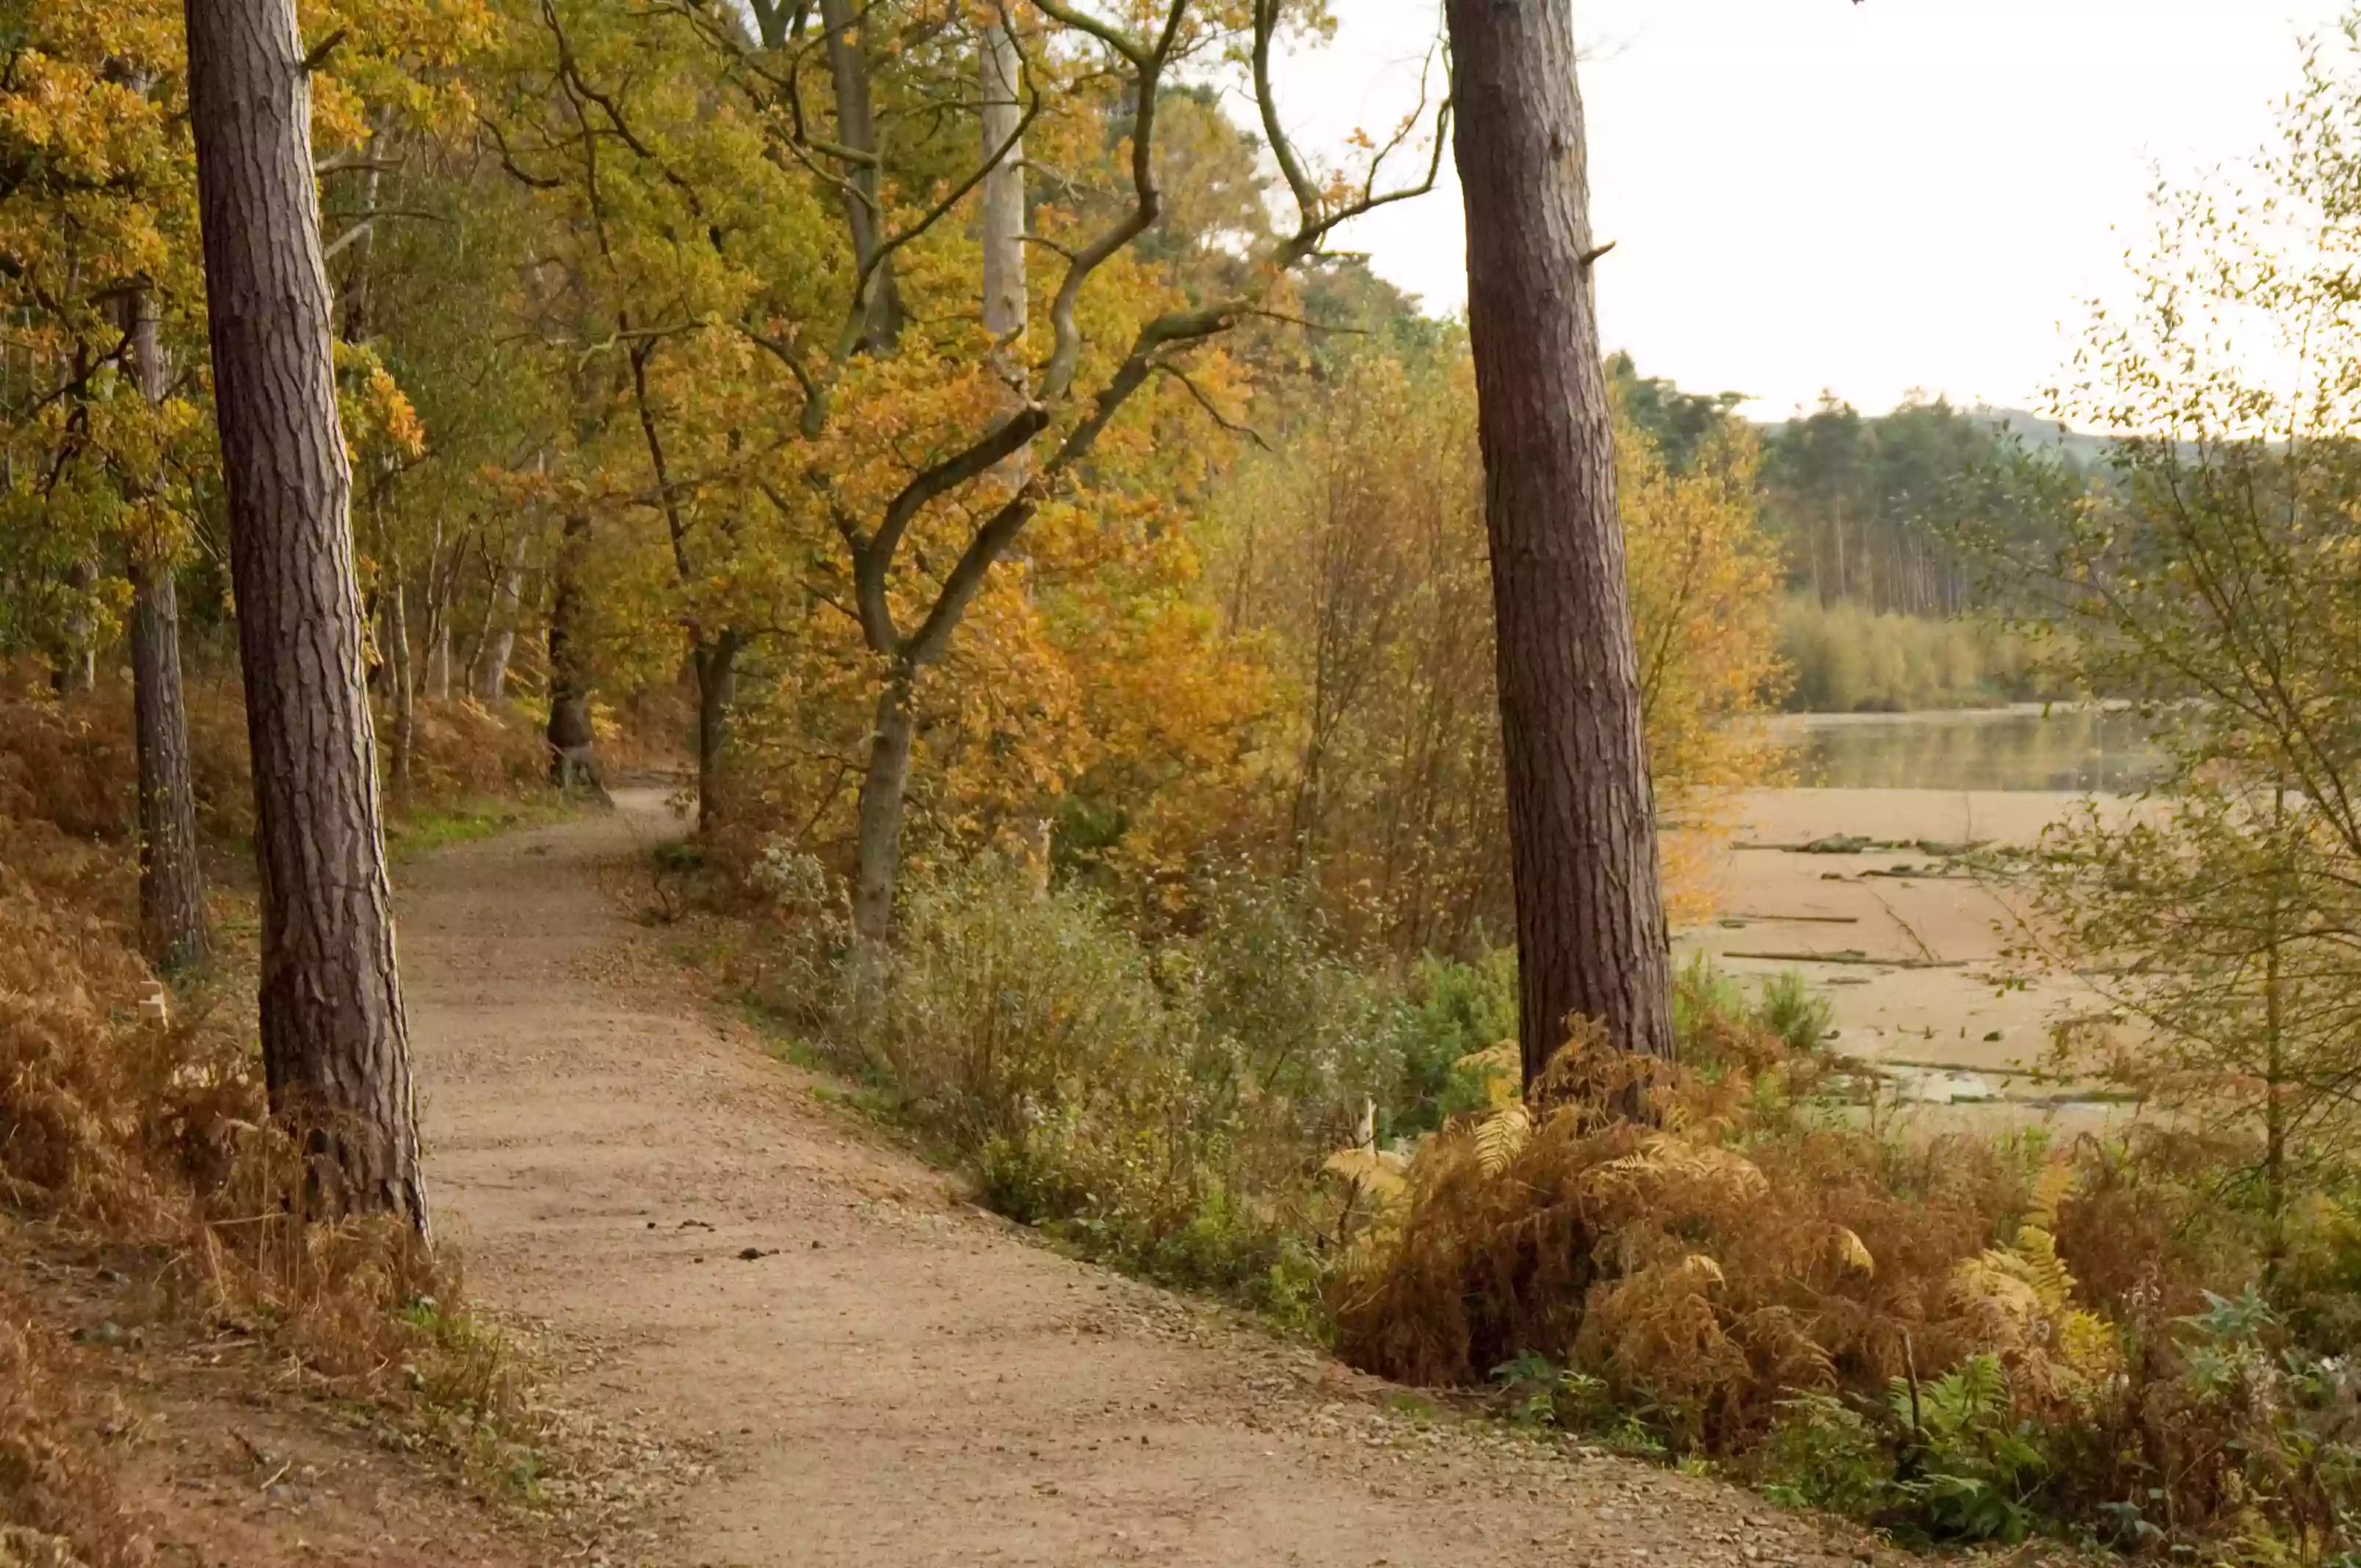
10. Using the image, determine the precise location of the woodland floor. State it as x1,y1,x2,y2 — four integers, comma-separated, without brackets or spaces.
57,792,1904,1567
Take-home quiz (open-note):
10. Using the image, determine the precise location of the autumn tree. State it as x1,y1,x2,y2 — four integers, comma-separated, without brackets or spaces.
694,0,1447,943
1443,0,1675,1082
2006,29,2361,1293
184,0,425,1226
1210,344,1782,955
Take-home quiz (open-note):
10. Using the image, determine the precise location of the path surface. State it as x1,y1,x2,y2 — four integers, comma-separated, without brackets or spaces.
404,794,1874,1568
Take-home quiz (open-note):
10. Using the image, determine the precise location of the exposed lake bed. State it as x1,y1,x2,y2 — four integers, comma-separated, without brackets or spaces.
1679,707,2156,1127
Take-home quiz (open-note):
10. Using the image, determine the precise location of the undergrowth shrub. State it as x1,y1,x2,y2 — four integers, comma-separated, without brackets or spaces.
0,1299,137,1568
1332,1015,2361,1555
823,862,1376,1318
714,828,2361,1557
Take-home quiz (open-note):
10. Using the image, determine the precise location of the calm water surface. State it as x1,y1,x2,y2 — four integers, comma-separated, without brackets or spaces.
1771,705,2161,792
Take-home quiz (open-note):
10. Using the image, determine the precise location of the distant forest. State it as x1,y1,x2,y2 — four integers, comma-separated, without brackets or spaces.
1609,355,2091,620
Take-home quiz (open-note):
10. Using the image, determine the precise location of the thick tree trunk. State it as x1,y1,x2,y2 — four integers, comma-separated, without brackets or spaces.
184,0,427,1229
473,529,529,702
692,631,741,832
852,672,916,945
545,510,599,791
1443,0,1675,1086
125,294,211,971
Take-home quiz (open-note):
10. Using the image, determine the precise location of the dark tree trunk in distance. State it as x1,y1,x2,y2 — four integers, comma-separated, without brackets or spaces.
1443,0,1676,1086
692,631,741,832
184,0,427,1229
545,510,600,792
126,295,211,970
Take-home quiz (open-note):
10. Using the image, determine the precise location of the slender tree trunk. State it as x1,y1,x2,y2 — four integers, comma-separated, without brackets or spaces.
383,543,414,799
979,14,1050,893
692,630,740,831
58,559,99,694
1443,0,1676,1085
126,293,211,971
422,515,451,700
979,18,1026,362
474,529,529,702
545,510,599,791
2263,785,2290,1299
184,0,427,1229
852,670,916,945
820,0,902,351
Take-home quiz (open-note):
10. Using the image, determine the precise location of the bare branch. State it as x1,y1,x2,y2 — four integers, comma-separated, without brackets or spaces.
1155,361,1269,450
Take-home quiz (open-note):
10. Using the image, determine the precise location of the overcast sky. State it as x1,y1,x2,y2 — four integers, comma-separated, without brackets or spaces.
1267,0,2349,418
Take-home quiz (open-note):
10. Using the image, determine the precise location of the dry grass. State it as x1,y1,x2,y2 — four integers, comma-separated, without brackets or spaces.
1331,1023,2048,1449
0,678,550,1561
1330,1017,2361,1552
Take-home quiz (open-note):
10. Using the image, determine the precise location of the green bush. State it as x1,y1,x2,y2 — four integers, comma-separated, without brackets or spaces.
1387,949,1518,1136
791,860,1394,1324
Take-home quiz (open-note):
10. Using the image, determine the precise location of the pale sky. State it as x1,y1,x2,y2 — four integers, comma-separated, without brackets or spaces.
1269,0,2350,418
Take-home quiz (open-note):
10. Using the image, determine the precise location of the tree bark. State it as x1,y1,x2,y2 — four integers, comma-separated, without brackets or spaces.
852,670,916,946
57,559,99,695
125,293,211,971
421,515,451,700
979,18,1026,359
544,510,599,791
1443,0,1675,1085
692,631,740,831
184,0,427,1229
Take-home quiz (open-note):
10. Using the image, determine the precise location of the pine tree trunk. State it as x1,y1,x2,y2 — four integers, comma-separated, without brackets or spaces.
852,671,916,945
126,294,211,971
184,0,427,1230
1443,0,1676,1085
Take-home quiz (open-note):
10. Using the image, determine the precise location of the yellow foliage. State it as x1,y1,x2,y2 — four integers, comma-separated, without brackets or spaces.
1204,346,1786,947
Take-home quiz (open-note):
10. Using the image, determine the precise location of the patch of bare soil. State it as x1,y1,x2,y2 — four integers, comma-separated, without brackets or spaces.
7,1238,546,1568
400,794,1899,1568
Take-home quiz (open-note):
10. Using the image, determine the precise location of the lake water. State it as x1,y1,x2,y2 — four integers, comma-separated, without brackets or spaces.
1769,705,2160,792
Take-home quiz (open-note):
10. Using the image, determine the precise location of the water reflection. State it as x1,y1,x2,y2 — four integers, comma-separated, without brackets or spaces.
1770,705,2161,792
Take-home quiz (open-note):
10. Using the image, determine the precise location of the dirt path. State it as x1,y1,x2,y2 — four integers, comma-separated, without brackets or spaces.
405,794,1876,1568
